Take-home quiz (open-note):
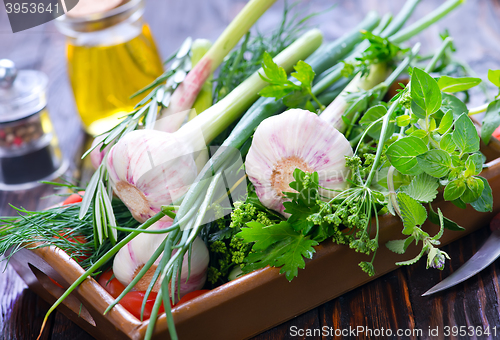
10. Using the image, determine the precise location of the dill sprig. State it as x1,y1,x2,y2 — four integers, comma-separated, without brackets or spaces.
0,200,139,271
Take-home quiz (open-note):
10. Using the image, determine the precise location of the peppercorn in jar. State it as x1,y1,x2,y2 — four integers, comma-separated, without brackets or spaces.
0,59,67,190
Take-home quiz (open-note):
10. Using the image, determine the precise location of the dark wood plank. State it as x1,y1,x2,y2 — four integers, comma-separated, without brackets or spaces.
0,265,55,340
252,309,321,340
50,311,95,340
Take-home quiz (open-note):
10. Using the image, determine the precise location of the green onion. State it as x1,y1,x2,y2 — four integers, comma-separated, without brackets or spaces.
156,0,279,133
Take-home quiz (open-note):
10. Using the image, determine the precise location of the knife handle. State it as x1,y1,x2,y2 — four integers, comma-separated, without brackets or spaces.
490,212,500,232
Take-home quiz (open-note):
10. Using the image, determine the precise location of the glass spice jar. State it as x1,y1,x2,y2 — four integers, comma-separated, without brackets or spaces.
55,0,164,136
0,59,68,190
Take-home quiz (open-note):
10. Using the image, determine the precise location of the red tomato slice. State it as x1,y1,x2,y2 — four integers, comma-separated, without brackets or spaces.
98,270,125,299
120,291,165,320
176,289,210,306
62,191,85,205
55,231,90,262
492,124,500,141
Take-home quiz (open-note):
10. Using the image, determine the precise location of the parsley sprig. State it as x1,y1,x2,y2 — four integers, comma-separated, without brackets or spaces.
258,52,325,111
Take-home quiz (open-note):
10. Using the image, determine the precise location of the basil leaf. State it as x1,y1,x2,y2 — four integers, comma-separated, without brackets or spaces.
399,173,438,203
410,68,442,119
437,76,481,93
417,150,452,178
461,176,484,203
453,113,480,154
480,99,500,145
439,133,456,153
409,129,429,144
397,192,427,235
488,69,500,88
441,93,469,119
443,179,466,201
359,105,392,140
465,153,483,176
386,136,428,175
470,177,493,212
359,105,387,125
396,115,411,127
452,198,467,209
437,110,453,134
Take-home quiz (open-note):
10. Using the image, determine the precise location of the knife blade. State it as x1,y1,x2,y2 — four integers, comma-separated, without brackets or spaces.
422,228,500,296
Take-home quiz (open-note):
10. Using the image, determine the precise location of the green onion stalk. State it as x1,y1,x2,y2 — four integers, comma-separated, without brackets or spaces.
311,0,421,94
156,0,278,133
189,39,214,120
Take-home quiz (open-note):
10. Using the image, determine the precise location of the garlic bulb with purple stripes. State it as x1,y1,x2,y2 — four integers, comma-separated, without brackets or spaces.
106,129,202,223
245,109,352,215
113,219,209,296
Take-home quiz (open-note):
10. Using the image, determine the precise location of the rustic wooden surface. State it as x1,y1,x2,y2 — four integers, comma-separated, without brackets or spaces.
1,0,500,339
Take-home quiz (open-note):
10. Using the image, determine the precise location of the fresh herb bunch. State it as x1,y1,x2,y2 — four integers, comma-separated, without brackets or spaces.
0,199,139,270
235,36,500,278
202,189,283,286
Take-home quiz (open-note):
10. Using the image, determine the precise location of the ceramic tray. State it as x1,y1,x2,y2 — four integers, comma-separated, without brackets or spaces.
8,126,500,340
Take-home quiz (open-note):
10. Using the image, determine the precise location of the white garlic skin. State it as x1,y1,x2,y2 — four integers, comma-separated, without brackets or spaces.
106,130,198,222
113,219,209,297
245,109,353,215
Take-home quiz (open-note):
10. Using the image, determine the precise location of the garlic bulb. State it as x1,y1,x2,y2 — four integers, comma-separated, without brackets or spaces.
113,219,209,296
106,129,202,222
245,109,353,215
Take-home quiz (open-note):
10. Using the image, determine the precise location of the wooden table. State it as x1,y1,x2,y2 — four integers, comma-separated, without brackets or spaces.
1,0,500,339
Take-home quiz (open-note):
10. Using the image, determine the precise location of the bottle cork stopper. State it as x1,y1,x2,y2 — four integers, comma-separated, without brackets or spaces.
66,0,128,17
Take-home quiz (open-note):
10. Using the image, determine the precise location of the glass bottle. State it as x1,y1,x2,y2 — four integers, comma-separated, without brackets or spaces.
55,0,164,135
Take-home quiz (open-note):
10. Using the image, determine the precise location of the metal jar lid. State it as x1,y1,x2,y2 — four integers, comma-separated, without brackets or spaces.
0,59,48,123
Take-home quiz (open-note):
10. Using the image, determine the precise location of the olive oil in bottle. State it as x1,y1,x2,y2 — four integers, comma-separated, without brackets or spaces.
56,0,164,135
67,25,163,135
